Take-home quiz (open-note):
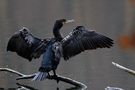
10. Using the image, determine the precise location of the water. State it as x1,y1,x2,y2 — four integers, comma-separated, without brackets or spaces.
0,0,135,90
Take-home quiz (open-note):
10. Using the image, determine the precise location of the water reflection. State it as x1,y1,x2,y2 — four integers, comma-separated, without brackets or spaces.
16,83,86,90
16,83,38,90
66,86,86,90
0,83,86,90
0,83,38,90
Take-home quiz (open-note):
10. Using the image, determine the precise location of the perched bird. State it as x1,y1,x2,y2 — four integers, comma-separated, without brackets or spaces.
7,19,113,81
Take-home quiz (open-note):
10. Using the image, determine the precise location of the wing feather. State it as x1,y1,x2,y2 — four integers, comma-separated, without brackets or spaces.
62,26,114,60
7,27,50,61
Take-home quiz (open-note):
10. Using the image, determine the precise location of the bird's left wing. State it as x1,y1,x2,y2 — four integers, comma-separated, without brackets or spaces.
7,27,50,61
62,26,114,60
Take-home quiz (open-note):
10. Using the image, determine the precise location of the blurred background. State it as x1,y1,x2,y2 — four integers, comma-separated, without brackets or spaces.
0,0,135,90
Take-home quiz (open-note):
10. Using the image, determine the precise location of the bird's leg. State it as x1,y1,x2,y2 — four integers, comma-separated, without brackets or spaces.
53,70,58,78
53,70,59,83
47,72,51,77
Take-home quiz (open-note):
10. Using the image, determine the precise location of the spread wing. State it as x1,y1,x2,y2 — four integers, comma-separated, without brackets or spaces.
7,27,50,61
62,26,114,60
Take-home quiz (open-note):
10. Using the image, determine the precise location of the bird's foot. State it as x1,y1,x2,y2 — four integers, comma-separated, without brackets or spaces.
53,74,59,83
53,70,59,83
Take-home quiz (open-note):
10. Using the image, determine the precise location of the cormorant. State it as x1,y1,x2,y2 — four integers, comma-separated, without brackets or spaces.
7,19,113,81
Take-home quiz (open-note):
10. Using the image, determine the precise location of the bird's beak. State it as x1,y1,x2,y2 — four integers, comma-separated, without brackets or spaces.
65,19,74,24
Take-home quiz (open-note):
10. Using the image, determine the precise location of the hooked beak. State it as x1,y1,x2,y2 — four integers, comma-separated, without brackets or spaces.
65,19,74,24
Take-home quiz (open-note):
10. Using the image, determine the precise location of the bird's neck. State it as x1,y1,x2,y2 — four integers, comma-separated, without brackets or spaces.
53,27,63,41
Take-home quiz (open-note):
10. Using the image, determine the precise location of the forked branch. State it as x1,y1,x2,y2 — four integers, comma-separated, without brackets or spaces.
0,68,87,89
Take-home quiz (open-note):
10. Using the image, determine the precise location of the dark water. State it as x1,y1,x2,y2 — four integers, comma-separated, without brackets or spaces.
0,0,135,90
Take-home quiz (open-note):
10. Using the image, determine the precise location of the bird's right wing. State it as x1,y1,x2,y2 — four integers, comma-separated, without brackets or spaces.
7,27,50,61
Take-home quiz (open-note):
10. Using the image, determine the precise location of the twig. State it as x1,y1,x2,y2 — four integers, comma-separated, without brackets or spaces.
0,68,36,79
112,62,135,76
0,68,24,76
0,68,87,89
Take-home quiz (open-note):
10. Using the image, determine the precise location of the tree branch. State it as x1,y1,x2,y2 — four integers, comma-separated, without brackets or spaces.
0,68,87,89
0,68,24,76
112,62,135,76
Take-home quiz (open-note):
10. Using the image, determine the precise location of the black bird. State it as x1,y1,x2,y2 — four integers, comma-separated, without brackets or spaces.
7,19,113,81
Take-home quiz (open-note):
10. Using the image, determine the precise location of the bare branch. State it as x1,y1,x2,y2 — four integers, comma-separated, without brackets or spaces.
112,62,135,76
47,74,87,88
0,68,25,76
0,67,87,89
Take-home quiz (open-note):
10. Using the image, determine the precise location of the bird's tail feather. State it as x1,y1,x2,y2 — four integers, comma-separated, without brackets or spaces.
32,72,48,81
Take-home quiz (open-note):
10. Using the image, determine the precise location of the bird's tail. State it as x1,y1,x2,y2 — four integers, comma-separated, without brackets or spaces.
32,72,48,81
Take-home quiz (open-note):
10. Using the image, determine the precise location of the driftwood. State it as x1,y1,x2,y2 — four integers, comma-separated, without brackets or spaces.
0,68,87,90
112,62,135,76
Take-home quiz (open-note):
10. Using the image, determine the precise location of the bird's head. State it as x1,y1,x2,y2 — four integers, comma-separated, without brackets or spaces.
53,19,74,30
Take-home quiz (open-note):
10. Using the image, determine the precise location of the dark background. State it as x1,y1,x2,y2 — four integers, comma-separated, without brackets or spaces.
0,0,135,90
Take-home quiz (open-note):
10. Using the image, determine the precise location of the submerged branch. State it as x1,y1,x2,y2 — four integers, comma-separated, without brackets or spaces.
112,62,135,76
0,68,87,89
